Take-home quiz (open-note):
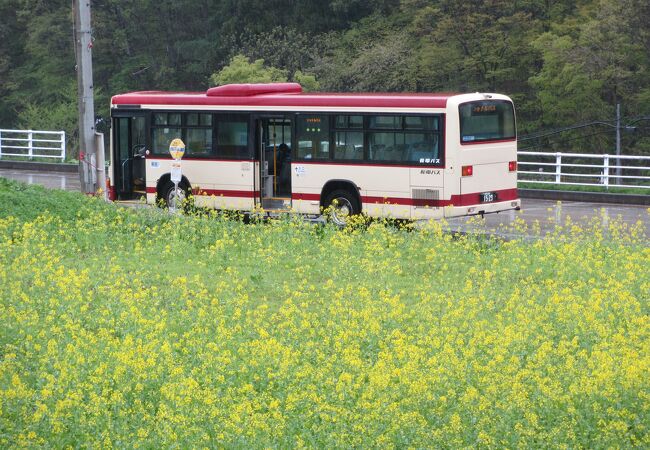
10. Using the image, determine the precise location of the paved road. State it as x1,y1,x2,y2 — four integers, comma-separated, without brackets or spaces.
0,168,80,191
445,199,648,238
1,168,648,238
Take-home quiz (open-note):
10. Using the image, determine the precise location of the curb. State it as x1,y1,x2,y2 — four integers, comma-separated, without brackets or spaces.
519,189,650,206
0,160,78,173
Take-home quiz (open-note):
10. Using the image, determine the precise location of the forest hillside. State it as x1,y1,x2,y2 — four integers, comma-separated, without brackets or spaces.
1,0,649,156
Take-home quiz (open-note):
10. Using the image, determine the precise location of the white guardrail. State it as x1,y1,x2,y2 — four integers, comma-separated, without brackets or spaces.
0,129,66,162
517,151,650,190
1,131,648,191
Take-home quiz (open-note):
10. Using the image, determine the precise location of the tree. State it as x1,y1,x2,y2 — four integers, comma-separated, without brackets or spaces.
530,0,648,123
314,14,420,92
1,1,74,118
419,1,538,92
293,71,320,92
210,55,288,86
0,0,24,126
209,55,320,91
232,27,317,78
17,81,79,156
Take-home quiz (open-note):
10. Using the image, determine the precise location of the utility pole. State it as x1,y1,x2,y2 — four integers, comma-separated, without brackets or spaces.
74,0,97,194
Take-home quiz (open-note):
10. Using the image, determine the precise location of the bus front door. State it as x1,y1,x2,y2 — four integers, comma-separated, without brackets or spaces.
113,113,147,200
256,116,292,210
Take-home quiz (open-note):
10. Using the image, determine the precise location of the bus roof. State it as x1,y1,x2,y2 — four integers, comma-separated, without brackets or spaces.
111,83,458,109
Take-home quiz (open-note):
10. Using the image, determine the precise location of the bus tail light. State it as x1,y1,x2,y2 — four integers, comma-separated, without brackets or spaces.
509,161,517,172
462,165,473,177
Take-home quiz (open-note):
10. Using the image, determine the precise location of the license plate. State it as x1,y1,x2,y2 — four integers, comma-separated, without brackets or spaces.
480,192,497,203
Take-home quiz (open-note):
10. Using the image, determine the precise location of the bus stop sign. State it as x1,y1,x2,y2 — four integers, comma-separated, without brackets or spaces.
169,138,185,160
169,138,185,185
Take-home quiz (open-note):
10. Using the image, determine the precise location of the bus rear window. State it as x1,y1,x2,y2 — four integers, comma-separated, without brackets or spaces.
459,100,515,143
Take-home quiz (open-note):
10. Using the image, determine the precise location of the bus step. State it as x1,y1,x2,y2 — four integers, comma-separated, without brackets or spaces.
261,198,291,210
114,199,148,207
263,209,292,214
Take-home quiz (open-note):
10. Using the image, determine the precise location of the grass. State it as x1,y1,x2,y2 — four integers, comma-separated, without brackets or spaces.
518,181,650,195
0,178,648,448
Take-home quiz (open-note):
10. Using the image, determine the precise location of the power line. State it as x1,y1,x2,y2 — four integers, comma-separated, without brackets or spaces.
519,129,613,151
520,115,650,142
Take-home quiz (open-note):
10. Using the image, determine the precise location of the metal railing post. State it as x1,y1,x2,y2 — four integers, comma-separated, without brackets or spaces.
0,130,3,160
518,150,650,190
28,130,33,160
61,131,66,162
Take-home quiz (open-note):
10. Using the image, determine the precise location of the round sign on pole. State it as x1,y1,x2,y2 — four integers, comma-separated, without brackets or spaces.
168,138,185,213
169,138,185,160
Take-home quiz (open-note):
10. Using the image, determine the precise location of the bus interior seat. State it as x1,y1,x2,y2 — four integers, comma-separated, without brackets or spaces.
395,144,409,161
371,144,386,160
265,148,276,173
382,146,396,161
346,145,363,160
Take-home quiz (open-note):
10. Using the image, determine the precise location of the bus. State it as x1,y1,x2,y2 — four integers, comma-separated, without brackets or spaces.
109,83,520,224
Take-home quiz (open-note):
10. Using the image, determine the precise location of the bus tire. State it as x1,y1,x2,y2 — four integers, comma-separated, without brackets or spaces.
160,180,189,209
324,189,359,226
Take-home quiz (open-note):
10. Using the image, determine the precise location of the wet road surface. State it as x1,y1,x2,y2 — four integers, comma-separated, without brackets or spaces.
0,168,80,191
444,200,648,239
1,168,648,238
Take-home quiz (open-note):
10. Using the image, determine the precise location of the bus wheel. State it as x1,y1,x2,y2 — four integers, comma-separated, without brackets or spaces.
161,181,188,209
325,189,359,226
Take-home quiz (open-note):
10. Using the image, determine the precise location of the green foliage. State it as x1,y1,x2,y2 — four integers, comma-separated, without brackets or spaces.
0,0,648,155
293,70,320,92
210,55,288,86
210,55,320,92
232,26,318,78
0,0,23,126
530,1,643,124
315,14,420,92
527,0,650,151
16,81,79,156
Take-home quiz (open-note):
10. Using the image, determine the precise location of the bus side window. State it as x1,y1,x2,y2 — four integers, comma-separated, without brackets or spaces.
407,135,440,164
184,113,213,157
296,114,329,160
152,127,182,154
334,131,363,161
216,116,249,158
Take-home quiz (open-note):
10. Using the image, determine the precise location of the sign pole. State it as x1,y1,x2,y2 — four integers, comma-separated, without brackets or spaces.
169,138,185,213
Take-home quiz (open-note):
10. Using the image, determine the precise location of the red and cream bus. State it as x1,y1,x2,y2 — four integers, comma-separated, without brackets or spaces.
109,83,520,223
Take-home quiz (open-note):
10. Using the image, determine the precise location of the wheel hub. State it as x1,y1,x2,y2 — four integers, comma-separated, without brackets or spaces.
167,186,186,208
331,197,352,225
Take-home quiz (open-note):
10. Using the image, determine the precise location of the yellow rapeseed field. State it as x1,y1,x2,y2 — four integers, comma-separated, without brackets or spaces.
0,180,648,447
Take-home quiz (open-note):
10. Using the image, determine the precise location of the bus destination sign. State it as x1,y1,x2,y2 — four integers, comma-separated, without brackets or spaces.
472,104,497,115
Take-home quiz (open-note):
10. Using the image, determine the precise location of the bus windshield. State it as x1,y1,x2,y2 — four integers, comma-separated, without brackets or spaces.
459,100,515,143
